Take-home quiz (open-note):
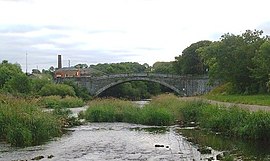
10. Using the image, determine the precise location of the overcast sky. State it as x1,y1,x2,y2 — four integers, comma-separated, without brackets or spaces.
1,0,270,72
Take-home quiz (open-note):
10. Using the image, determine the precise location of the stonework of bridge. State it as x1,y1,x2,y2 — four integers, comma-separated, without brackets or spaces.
56,73,213,96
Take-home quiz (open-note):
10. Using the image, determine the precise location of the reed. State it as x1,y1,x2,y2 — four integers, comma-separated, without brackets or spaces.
0,94,62,147
84,97,175,126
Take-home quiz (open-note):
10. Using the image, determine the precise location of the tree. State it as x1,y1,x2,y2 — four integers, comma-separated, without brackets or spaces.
174,40,212,75
4,74,32,94
74,64,88,69
199,30,266,93
0,60,22,88
152,62,175,74
39,84,76,97
251,40,270,92
90,62,147,74
63,80,91,100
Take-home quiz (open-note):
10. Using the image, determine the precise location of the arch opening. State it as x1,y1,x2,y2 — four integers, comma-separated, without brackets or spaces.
96,79,182,100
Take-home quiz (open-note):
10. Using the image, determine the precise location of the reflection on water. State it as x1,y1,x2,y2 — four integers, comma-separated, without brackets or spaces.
178,128,270,160
0,123,220,161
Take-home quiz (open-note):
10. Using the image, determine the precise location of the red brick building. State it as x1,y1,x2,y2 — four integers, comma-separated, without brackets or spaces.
54,67,80,78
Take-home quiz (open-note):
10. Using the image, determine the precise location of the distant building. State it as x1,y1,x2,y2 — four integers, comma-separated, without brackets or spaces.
54,67,80,78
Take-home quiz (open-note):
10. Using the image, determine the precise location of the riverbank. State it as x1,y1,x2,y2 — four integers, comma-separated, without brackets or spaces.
180,96,270,112
0,94,85,147
83,94,270,141
0,94,62,147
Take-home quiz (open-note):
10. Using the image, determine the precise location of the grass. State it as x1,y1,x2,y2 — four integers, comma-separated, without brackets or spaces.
204,94,270,106
180,100,270,141
38,95,84,108
84,96,177,126
0,94,62,147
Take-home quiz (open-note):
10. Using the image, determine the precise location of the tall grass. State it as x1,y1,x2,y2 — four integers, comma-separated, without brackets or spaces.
84,97,176,126
179,100,270,141
84,94,270,141
38,95,84,108
0,94,62,147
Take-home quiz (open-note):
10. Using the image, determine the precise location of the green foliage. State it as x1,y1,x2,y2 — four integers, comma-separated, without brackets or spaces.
204,94,270,106
139,106,173,126
179,101,206,122
84,97,175,126
0,60,23,88
39,84,76,97
152,62,175,74
84,99,139,123
251,40,270,92
90,62,147,74
199,30,266,93
3,73,32,94
30,75,52,94
174,40,212,75
62,80,91,100
84,94,270,140
207,83,234,95
39,96,84,108
100,81,171,100
0,94,62,147
179,100,270,140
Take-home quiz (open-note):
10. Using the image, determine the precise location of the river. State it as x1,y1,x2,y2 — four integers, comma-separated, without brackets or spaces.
1,102,270,161
0,122,222,161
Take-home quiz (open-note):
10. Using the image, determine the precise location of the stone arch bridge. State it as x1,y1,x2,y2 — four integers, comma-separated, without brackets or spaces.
55,73,213,96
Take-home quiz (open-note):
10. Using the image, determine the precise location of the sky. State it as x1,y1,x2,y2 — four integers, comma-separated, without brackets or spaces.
1,0,270,72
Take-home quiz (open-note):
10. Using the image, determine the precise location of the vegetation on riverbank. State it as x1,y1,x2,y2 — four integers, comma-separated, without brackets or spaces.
38,95,84,108
84,94,270,141
0,94,62,147
84,97,176,126
204,94,270,106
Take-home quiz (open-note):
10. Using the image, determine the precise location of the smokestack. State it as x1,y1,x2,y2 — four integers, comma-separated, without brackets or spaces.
58,55,62,69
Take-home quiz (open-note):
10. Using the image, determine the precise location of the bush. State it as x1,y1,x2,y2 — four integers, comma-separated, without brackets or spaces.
62,80,91,101
3,74,32,94
39,84,76,97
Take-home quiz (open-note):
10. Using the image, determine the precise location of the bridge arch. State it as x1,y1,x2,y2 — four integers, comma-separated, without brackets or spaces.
55,74,212,96
95,77,182,96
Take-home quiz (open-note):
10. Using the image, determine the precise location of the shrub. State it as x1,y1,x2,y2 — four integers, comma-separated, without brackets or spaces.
39,84,76,97
39,96,84,108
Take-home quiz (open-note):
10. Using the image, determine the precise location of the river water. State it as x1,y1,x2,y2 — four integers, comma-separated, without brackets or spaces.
0,123,221,161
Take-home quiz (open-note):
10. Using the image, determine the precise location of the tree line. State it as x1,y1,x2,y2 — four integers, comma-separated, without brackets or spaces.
0,60,90,100
2,29,270,97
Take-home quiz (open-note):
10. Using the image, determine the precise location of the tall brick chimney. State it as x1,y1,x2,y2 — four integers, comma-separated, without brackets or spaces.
58,55,62,69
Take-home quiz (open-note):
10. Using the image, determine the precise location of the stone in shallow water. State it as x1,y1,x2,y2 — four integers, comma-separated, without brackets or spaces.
31,155,44,160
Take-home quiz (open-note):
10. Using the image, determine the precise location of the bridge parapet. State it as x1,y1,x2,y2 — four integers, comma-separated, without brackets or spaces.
56,74,213,96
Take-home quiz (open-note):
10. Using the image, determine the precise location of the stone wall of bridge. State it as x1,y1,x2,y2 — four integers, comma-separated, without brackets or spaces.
55,74,214,96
